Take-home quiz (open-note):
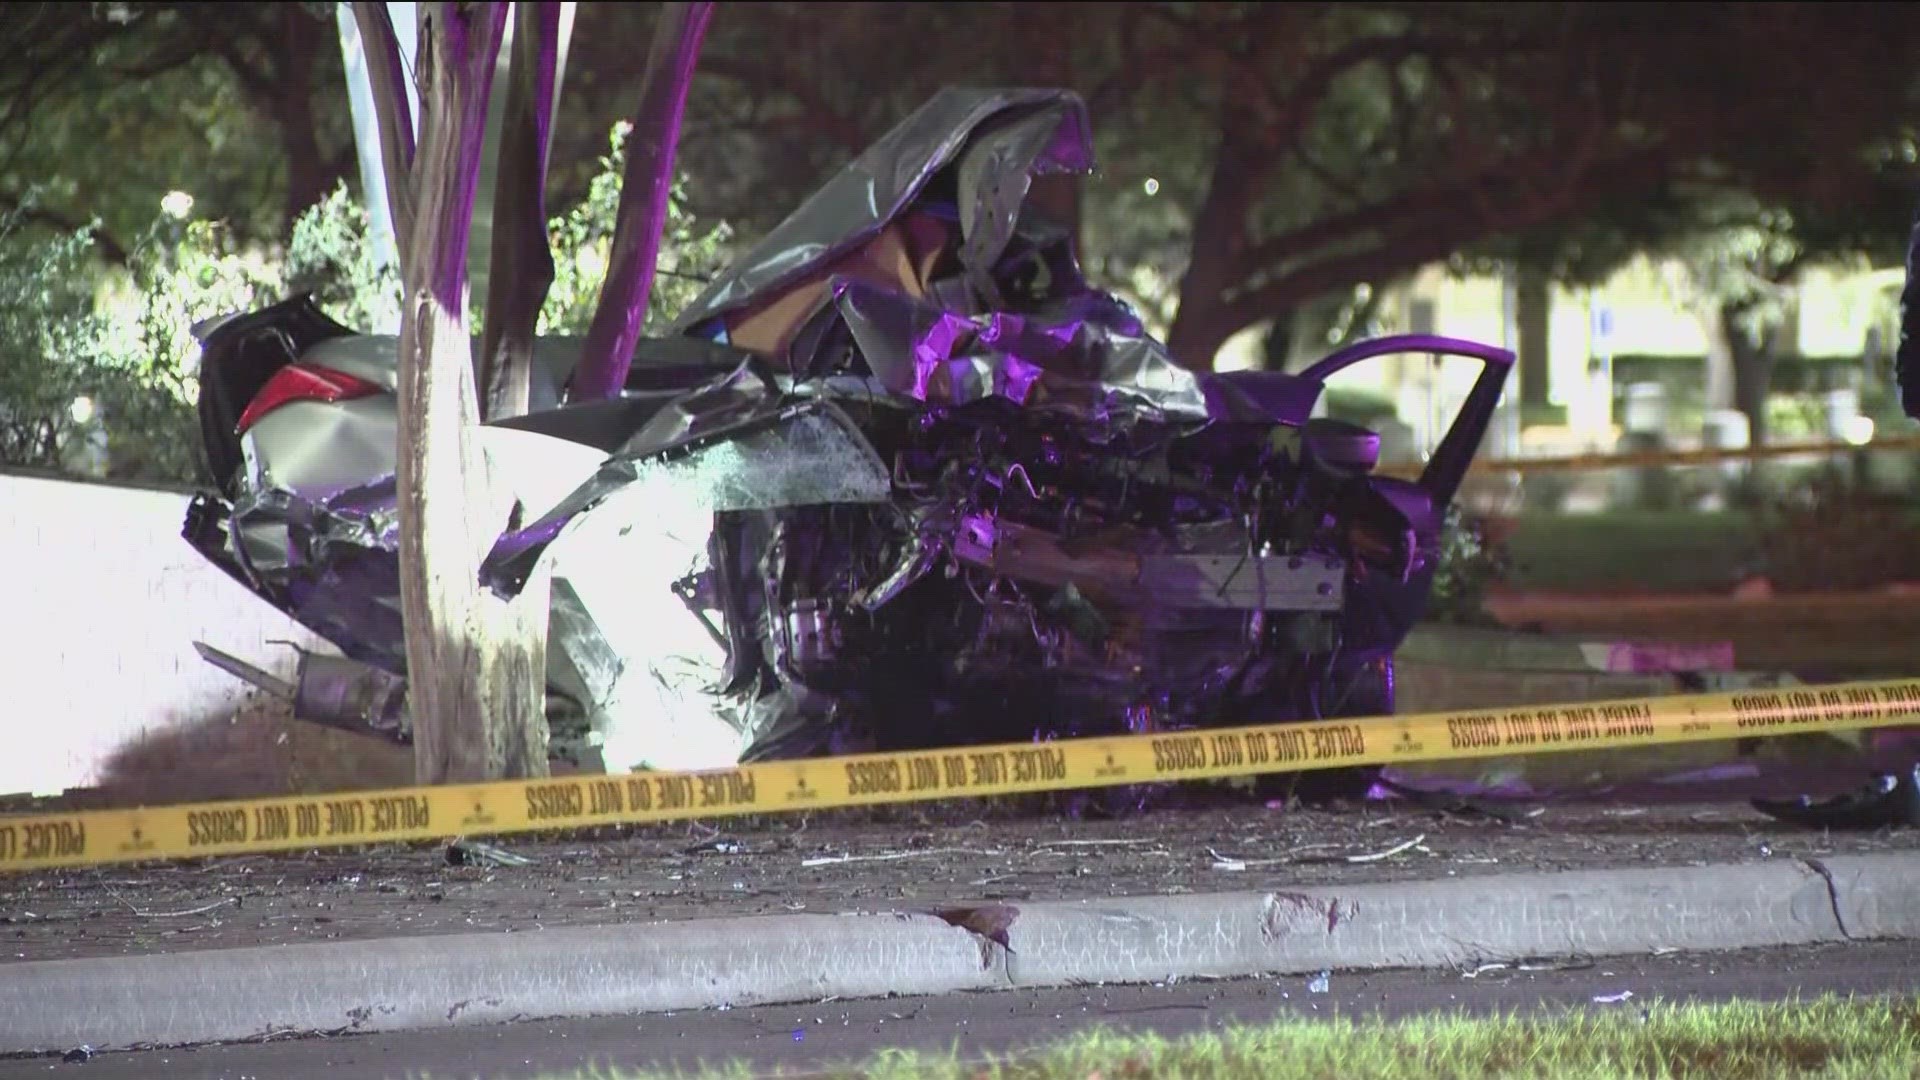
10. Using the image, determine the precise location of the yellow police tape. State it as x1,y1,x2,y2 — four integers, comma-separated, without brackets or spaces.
1378,432,1920,479
4,677,1919,872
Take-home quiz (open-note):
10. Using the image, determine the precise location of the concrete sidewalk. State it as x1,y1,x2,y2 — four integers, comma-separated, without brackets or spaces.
5,851,1917,1055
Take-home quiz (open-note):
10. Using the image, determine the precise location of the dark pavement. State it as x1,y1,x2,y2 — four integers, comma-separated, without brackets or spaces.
7,939,1919,1079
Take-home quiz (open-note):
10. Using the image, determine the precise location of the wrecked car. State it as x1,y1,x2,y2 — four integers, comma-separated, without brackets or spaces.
182,87,1514,777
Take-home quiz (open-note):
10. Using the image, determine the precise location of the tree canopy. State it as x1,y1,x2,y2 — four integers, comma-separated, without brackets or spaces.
4,1,1917,373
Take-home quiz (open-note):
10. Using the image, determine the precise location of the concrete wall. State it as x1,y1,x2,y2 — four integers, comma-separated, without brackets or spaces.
0,473,329,797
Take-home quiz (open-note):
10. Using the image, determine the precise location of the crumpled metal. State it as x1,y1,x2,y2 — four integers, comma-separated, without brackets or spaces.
831,280,1212,422
185,83,1525,779
482,405,895,771
674,87,1094,336
484,398,891,597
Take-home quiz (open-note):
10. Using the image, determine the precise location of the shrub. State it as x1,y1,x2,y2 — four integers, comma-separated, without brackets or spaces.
1,124,735,486
539,121,732,335
0,195,108,472
1427,505,1511,625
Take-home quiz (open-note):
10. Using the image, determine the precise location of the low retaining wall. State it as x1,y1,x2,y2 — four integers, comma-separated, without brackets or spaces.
0,473,328,796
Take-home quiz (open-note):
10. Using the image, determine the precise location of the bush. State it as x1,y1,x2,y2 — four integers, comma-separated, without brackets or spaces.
1427,505,1510,625
1323,385,1398,428
1,124,736,486
0,196,107,473
285,184,402,334
0,193,276,484
540,121,732,335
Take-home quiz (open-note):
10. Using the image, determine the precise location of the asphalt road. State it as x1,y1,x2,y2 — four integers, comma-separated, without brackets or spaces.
8,939,1920,1080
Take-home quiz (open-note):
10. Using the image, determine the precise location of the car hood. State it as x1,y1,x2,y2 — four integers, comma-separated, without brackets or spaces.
672,86,1094,335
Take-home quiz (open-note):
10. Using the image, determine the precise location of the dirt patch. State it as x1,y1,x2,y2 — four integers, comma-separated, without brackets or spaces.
2,799,1914,966
84,698,415,807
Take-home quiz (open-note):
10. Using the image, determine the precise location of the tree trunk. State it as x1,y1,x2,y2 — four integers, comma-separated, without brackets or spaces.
271,9,341,223
389,1,550,785
1700,301,1739,414
478,1,562,422
1515,263,1552,412
1259,308,1297,372
570,1,714,401
1165,97,1261,373
1724,302,1774,447
1165,307,1236,374
1165,210,1236,369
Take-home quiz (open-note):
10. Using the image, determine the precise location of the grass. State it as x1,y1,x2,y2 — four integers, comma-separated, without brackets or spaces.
1494,496,1920,596
1498,510,1762,594
505,995,1920,1080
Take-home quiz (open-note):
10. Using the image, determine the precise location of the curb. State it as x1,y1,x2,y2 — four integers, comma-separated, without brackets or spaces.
999,859,1842,986
2,853,1913,1054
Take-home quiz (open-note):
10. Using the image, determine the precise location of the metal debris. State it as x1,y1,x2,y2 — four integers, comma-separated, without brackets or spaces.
446,839,536,868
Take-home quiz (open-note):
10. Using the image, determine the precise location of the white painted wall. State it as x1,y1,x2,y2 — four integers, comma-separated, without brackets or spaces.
0,473,330,796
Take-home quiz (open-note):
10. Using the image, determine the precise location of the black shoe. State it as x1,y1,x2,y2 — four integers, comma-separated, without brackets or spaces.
1751,764,1920,831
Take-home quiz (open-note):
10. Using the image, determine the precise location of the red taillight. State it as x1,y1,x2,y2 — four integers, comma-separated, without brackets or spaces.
235,363,384,435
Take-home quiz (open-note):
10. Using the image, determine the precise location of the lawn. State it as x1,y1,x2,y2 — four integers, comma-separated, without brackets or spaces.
1495,510,1763,594
521,995,1920,1080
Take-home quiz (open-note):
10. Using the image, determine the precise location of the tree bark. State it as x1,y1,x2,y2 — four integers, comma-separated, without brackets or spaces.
389,1,550,785
1259,308,1298,372
1165,305,1238,374
1700,301,1739,414
271,8,341,223
478,1,562,422
1724,301,1774,447
1165,109,1257,371
570,0,714,401
1515,264,1552,411
1159,177,1251,368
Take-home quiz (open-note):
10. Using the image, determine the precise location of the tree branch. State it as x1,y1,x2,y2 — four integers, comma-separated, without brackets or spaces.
1223,143,1679,329
479,1,562,421
0,191,128,263
1261,32,1535,151
698,52,867,152
1235,124,1662,286
574,0,715,400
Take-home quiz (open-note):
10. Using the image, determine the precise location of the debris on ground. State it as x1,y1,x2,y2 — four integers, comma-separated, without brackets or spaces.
446,838,536,868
